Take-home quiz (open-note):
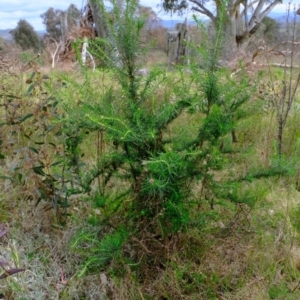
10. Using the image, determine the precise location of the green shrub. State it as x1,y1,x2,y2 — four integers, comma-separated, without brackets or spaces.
61,0,256,278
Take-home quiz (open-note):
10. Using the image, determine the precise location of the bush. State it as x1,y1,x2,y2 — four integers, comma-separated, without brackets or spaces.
58,0,255,279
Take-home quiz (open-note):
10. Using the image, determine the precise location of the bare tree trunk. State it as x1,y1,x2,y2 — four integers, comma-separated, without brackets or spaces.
220,4,247,62
177,22,189,65
219,4,256,62
167,29,179,67
166,22,189,67
45,38,63,68
88,0,109,38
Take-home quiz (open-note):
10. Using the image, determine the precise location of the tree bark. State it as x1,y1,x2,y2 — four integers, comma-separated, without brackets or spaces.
222,14,239,61
88,0,109,38
166,22,189,66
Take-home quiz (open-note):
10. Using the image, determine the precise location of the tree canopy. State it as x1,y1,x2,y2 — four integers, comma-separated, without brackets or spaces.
160,0,282,60
10,19,41,52
41,7,62,40
41,4,81,41
67,4,81,28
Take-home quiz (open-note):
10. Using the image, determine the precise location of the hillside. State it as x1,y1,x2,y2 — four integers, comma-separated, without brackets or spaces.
0,29,12,41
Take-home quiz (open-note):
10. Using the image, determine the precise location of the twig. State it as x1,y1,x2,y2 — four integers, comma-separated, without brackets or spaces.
131,237,152,253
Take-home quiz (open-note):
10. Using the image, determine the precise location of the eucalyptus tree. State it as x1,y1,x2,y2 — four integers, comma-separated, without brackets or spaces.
88,0,110,39
41,4,81,41
161,0,282,60
88,0,156,38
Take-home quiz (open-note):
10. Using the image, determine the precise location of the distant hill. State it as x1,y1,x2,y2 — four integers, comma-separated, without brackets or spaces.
36,30,46,38
159,19,198,28
159,11,294,29
0,29,13,41
268,12,290,23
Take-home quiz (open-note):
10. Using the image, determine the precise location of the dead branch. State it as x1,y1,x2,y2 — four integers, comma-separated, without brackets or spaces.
256,63,300,69
44,38,64,68
251,40,300,62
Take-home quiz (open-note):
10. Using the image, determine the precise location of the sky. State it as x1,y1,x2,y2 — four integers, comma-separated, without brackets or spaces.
0,0,294,31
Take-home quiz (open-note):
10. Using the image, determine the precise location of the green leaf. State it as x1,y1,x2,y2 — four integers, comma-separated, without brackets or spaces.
0,175,14,181
0,154,4,159
35,197,43,207
50,160,63,167
58,200,70,208
19,113,33,123
17,173,24,185
29,71,36,80
28,147,39,154
0,94,20,100
26,85,34,95
32,166,45,176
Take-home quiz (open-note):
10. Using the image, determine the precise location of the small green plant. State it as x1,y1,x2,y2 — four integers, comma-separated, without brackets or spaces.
19,51,43,65
62,0,262,281
0,224,24,280
268,283,289,299
70,226,126,277
290,205,300,233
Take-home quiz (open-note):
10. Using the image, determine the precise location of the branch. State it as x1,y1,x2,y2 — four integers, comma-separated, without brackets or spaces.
249,0,266,28
44,37,63,68
86,50,96,71
48,37,59,48
231,0,245,14
190,0,216,22
245,0,260,10
244,0,249,33
257,63,300,69
240,0,259,18
231,40,300,77
255,0,282,23
254,40,300,59
249,0,281,31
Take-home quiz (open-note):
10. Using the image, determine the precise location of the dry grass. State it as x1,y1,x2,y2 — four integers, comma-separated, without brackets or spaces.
1,50,300,300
